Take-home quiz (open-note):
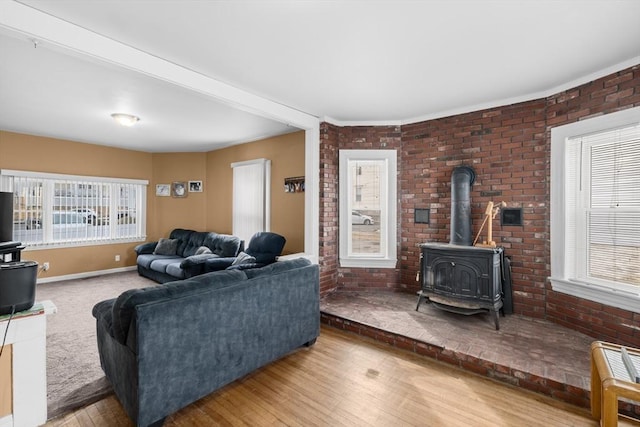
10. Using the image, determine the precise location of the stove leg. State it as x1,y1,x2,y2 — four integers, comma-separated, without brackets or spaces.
492,309,500,330
416,291,424,311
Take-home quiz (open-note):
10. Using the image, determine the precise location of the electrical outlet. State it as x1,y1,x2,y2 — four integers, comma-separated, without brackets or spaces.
115,255,120,262
43,262,50,271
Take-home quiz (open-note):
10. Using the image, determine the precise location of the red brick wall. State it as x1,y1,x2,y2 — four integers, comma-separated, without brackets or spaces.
319,123,339,295
401,100,548,320
319,64,640,346
319,125,404,292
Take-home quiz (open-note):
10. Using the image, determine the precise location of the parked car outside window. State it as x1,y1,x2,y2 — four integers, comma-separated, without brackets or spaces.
73,208,98,225
351,211,374,225
26,211,89,229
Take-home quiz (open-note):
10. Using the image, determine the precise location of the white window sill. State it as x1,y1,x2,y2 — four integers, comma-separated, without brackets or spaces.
339,257,397,269
549,277,640,314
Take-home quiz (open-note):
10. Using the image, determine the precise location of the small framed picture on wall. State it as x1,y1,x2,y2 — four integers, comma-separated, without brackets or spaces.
189,181,203,192
171,181,187,198
156,184,170,197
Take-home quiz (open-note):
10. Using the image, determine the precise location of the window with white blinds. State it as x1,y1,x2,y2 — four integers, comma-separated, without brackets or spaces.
0,170,147,248
570,125,640,288
550,106,640,313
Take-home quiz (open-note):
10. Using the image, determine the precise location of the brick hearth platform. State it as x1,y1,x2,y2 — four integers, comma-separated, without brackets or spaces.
320,291,600,410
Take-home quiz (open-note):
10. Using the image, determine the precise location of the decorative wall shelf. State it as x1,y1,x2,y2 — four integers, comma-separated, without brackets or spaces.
284,176,305,193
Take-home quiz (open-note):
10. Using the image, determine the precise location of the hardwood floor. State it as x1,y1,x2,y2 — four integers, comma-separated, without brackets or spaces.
45,326,618,427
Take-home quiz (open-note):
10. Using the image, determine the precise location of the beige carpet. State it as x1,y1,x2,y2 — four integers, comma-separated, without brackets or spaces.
36,270,154,420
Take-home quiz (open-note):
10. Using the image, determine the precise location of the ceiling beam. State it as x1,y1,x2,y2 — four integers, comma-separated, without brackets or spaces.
0,0,319,131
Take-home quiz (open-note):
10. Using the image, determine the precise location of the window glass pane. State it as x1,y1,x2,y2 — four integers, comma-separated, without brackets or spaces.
579,125,640,288
339,149,396,268
3,170,147,247
349,159,382,255
588,211,640,286
11,178,44,244
115,184,140,239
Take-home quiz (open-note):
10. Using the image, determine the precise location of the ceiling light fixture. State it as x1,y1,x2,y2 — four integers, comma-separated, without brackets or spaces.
111,113,140,127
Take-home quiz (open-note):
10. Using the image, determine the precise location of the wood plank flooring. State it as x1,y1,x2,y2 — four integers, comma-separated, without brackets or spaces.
45,325,627,427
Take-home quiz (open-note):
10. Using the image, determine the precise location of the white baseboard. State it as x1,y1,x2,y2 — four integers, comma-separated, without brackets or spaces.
36,266,137,284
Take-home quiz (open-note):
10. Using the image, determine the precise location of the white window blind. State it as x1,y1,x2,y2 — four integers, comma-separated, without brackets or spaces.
0,170,147,248
568,124,640,288
231,159,271,246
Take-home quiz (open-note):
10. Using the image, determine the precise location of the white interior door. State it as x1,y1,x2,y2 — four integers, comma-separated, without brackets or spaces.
231,158,271,246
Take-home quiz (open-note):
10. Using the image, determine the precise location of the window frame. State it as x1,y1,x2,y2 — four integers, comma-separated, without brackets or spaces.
339,149,397,268
550,106,640,313
1,169,148,249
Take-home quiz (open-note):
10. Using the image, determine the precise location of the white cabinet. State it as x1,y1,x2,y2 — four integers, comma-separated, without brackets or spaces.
0,301,56,427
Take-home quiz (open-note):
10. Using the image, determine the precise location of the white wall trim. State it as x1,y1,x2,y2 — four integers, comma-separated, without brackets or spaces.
550,278,640,314
36,265,137,284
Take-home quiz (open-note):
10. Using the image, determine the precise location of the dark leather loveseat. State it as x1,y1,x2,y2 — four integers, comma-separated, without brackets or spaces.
134,228,243,283
93,257,320,427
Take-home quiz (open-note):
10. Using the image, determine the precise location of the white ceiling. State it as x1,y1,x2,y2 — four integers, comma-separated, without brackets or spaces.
0,0,639,153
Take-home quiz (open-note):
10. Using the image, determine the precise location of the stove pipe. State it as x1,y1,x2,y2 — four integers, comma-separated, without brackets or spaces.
449,166,475,245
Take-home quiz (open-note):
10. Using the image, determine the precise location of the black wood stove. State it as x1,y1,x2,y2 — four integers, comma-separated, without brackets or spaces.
416,243,505,329
415,166,512,330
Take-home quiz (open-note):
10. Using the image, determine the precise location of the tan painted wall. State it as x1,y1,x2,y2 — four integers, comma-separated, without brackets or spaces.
0,129,305,278
150,152,208,240
0,131,153,279
206,131,305,254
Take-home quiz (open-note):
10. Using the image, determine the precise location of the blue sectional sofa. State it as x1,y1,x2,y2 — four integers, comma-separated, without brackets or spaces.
134,228,244,283
93,257,320,427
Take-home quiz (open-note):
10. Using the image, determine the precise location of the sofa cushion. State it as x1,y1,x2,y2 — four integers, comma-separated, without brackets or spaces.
112,269,248,345
149,257,183,273
244,257,312,279
182,231,211,257
169,228,196,257
154,238,178,255
165,262,187,279
137,254,178,269
204,233,243,257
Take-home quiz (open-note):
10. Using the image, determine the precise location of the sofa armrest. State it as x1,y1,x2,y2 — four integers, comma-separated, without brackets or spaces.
180,254,220,269
204,257,236,272
226,262,265,271
92,298,117,338
135,241,157,255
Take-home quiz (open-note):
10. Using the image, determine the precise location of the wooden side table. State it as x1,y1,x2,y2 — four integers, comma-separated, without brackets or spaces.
591,341,640,427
